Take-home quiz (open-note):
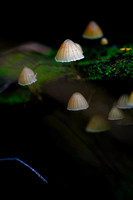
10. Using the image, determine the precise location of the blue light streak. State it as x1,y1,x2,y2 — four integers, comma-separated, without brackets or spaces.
0,157,48,184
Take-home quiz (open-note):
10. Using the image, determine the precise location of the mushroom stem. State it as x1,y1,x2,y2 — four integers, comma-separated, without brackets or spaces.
28,84,42,101
70,61,79,80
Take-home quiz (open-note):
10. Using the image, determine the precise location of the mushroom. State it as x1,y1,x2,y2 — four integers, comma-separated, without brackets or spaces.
108,106,125,120
18,66,42,100
116,94,130,109
67,92,89,111
18,66,37,86
100,37,108,45
55,39,84,79
85,113,111,133
82,21,103,39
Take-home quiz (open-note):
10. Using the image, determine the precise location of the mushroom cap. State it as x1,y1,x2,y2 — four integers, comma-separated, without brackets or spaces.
108,106,125,120
117,94,130,109
82,21,103,39
100,37,108,45
127,91,133,107
18,66,37,86
67,92,89,111
55,39,84,62
85,114,111,133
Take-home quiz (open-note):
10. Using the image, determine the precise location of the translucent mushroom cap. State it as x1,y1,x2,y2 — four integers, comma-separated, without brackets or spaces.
85,114,111,133
67,92,89,111
18,66,37,86
82,21,103,39
55,39,84,62
108,106,125,120
117,94,130,109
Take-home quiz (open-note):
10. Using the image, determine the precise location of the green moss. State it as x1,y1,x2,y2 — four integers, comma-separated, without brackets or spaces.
0,68,13,75
76,44,133,80
0,88,30,105
43,49,57,57
0,51,66,81
0,50,68,105
1,43,133,105
78,60,91,66
35,64,66,83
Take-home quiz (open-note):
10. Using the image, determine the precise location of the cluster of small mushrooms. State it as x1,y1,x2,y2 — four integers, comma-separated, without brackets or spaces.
18,21,133,132
66,90,133,132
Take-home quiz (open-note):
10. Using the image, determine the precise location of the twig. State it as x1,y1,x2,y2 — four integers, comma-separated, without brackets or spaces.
0,157,48,184
0,80,17,93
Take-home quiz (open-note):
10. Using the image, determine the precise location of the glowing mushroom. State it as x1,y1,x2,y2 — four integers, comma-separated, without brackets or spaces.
85,113,111,133
18,66,42,100
82,21,103,39
108,106,125,120
18,66,37,86
67,92,89,111
116,94,130,109
100,37,108,45
55,39,84,79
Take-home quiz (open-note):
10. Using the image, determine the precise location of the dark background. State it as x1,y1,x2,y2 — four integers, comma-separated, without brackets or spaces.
0,2,133,48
